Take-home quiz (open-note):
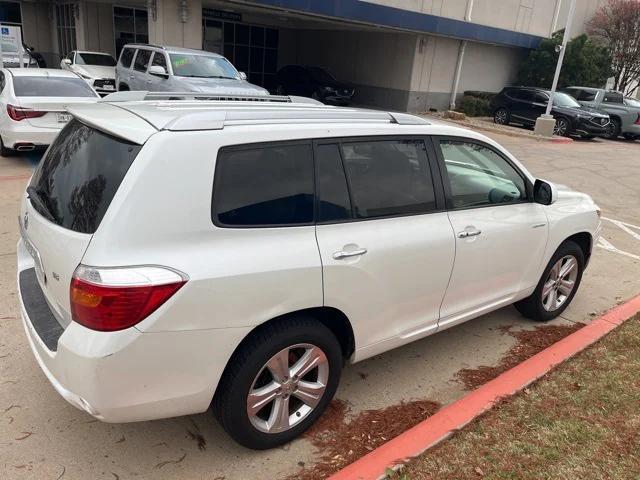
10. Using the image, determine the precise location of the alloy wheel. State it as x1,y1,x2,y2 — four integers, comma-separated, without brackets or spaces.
553,118,568,136
541,255,579,312
247,343,329,434
494,109,508,125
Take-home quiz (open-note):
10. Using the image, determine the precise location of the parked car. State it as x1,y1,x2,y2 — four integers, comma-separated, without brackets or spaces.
61,50,117,96
115,44,268,95
563,87,640,140
0,68,99,155
17,94,600,450
491,86,610,138
274,65,355,105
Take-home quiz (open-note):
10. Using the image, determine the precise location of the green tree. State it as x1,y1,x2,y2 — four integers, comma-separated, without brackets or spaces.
516,30,612,89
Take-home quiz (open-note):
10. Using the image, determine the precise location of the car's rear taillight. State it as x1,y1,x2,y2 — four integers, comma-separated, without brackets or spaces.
7,104,47,121
635,113,640,125
70,265,187,332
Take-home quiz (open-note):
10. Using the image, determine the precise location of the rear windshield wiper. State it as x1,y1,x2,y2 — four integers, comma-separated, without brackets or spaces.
26,186,56,223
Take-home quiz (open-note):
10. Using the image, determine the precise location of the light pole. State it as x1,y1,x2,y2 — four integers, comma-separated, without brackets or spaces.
534,0,577,137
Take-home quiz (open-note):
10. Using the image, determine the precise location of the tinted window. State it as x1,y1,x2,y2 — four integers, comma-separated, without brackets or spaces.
28,120,141,234
341,139,435,219
151,52,167,70
119,47,134,68
439,140,526,209
508,89,533,101
576,89,597,101
13,77,97,97
316,144,351,222
533,92,549,103
213,143,314,226
134,49,151,72
603,92,623,104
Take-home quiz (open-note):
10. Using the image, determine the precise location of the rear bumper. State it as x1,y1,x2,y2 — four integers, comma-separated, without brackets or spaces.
17,239,251,423
2,124,60,148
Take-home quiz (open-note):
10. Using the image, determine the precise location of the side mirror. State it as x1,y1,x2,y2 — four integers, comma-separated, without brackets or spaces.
148,65,168,77
238,71,247,81
62,58,72,65
533,179,557,205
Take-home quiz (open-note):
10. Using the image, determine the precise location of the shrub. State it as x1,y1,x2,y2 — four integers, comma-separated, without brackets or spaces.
463,90,497,102
459,95,492,117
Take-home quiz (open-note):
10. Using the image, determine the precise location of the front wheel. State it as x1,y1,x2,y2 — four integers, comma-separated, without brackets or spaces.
553,117,571,137
604,118,621,139
213,316,342,449
493,108,510,125
0,137,14,157
515,240,585,322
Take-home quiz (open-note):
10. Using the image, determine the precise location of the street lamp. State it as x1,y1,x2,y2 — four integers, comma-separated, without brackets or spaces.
534,0,577,137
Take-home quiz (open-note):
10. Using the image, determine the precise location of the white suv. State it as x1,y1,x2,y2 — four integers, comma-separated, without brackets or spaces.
17,94,601,449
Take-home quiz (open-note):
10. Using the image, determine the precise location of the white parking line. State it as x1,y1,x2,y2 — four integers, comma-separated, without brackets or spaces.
597,236,640,260
602,216,640,242
595,217,640,261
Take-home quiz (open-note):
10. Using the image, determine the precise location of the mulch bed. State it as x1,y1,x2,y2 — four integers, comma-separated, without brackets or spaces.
287,398,441,480
456,322,585,390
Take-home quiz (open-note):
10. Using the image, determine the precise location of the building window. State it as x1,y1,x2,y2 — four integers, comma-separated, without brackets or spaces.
202,13,278,90
56,3,76,57
0,1,22,26
113,6,148,57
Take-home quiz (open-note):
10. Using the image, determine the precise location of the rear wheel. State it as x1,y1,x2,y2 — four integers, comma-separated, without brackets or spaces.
515,240,585,322
553,117,570,137
604,118,621,139
213,315,342,449
493,108,510,125
0,137,14,157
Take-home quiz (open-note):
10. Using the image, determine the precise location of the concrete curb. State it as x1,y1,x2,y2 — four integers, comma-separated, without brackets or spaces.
329,295,640,480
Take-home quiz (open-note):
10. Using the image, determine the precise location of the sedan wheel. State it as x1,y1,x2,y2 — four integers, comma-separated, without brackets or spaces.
248,344,329,434
553,118,570,137
541,255,579,312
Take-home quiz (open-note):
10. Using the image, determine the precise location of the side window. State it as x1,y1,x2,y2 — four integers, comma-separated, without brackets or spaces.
508,89,533,101
439,139,526,209
341,139,436,219
134,49,152,72
119,47,135,68
151,52,167,71
316,143,352,222
212,143,314,226
578,90,597,101
533,92,549,104
603,92,623,104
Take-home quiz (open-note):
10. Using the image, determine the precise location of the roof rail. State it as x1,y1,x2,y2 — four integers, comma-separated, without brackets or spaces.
100,91,297,103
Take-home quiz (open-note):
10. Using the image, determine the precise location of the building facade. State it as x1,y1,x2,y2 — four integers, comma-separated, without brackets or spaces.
6,0,606,111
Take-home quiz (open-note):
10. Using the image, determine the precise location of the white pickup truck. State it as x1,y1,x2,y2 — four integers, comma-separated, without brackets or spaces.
564,87,640,140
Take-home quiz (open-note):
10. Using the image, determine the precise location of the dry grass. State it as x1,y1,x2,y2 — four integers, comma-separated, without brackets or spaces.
394,315,640,480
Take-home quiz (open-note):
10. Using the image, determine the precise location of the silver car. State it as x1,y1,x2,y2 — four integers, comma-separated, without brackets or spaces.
115,44,268,96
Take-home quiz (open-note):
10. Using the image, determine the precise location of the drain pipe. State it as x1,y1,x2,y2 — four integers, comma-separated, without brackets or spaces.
449,0,474,110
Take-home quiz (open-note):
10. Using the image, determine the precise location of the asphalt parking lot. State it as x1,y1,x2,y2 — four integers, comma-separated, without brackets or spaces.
1,133,639,480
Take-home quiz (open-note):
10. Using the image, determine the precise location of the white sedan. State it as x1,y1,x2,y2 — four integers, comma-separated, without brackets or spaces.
0,68,99,155
61,51,117,96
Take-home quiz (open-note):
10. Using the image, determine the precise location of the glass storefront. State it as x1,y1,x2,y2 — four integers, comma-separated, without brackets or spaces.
202,13,278,91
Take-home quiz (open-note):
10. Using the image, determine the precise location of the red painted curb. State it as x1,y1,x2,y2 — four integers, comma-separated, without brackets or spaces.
0,174,31,181
329,295,640,480
550,136,574,143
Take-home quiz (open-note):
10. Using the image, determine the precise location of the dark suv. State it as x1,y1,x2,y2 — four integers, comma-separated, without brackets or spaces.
274,65,354,105
490,86,610,138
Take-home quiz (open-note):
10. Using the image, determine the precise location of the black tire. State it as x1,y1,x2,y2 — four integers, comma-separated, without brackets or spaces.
213,315,342,449
623,133,637,141
0,137,14,157
553,117,571,137
118,83,129,91
604,117,621,139
515,240,585,322
493,108,510,125
580,134,595,140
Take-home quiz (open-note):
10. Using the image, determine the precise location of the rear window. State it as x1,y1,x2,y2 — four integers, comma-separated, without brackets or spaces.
28,120,141,234
13,76,97,97
212,143,314,227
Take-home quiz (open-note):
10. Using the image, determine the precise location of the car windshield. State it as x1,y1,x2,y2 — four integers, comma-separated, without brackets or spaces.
169,54,239,79
624,97,640,108
76,53,116,66
553,92,581,108
306,66,336,83
13,76,98,97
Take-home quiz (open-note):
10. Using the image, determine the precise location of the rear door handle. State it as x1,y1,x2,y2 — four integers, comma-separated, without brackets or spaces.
333,247,367,260
457,228,482,238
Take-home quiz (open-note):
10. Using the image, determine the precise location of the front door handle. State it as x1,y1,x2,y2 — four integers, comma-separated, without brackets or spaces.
457,228,482,238
333,247,367,260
